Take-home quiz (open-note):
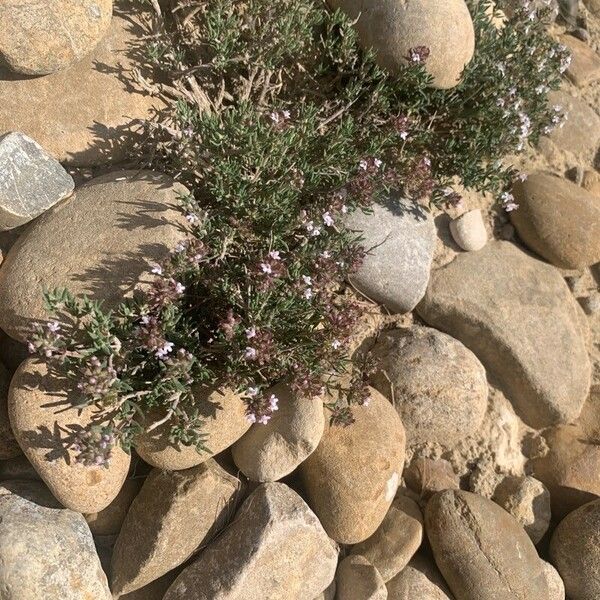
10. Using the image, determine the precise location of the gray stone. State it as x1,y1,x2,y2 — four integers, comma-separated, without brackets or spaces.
345,198,435,314
449,209,488,252
336,555,387,600
386,553,454,600
417,241,591,429
0,132,74,230
0,483,111,599
163,482,338,600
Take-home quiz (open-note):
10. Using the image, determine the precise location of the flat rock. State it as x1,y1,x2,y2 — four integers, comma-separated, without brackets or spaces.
344,199,436,314
111,460,241,596
231,382,324,481
0,3,165,165
425,490,548,600
8,358,131,513
560,34,600,87
550,499,600,600
163,482,338,600
0,483,112,599
336,555,387,600
135,386,250,470
0,132,74,230
0,360,20,458
386,553,454,600
417,241,591,428
0,170,190,342
512,172,600,269
0,0,113,75
370,327,487,445
351,495,423,582
300,388,406,544
329,0,474,89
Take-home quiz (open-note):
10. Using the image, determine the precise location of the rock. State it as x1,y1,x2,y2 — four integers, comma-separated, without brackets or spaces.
386,553,454,600
0,4,165,165
135,386,250,470
8,358,131,513
336,555,387,600
0,0,112,76
300,388,406,544
550,499,600,600
344,198,436,314
0,483,112,599
231,382,324,482
312,581,336,600
492,476,551,544
544,91,600,160
119,572,180,600
0,360,20,458
0,132,74,230
370,327,487,445
111,460,241,596
584,0,600,15
351,495,423,582
163,482,338,600
84,477,142,535
449,209,488,252
0,454,39,480
560,34,600,87
581,169,600,195
541,561,566,600
417,241,591,429
425,490,549,600
329,0,474,89
580,292,600,315
529,424,600,521
404,458,460,501
512,173,600,269
0,170,190,343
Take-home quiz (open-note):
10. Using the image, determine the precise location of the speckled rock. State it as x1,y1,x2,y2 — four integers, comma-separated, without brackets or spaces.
425,490,549,600
8,358,131,513
329,0,474,89
163,483,338,600
386,553,454,600
351,495,423,582
0,482,112,599
370,327,487,445
300,388,406,544
231,383,324,481
336,555,387,600
417,241,590,428
541,561,565,600
111,460,241,596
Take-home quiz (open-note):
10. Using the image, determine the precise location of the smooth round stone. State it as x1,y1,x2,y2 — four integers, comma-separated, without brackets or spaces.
336,555,387,600
541,561,565,600
0,170,190,343
449,209,488,251
8,358,130,513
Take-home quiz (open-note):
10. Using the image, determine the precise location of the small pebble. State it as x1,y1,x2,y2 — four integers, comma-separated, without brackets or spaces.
449,209,488,252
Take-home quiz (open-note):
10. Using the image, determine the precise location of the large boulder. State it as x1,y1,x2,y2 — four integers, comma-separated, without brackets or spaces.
370,327,487,445
300,388,406,544
0,3,165,165
550,499,600,600
0,0,113,76
512,173,600,269
386,553,454,600
8,358,131,513
0,482,112,599
344,198,436,314
163,483,338,600
329,0,475,89
111,460,241,596
0,170,190,343
231,383,324,481
417,241,590,429
425,490,548,600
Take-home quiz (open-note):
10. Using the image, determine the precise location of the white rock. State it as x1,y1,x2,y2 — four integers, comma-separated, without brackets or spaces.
449,209,488,252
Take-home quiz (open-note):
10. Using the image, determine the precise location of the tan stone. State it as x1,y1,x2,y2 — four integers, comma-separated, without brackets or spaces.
541,561,565,600
449,209,488,252
550,499,600,600
119,572,180,600
163,483,338,600
231,382,324,482
386,553,453,600
582,169,600,195
111,460,241,596
0,361,20,459
8,358,130,513
0,3,165,165
329,0,475,89
560,34,600,87
370,327,487,445
135,386,250,470
404,458,459,501
425,490,549,600
300,388,406,544
351,495,423,582
512,173,600,269
0,170,190,343
336,555,387,600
